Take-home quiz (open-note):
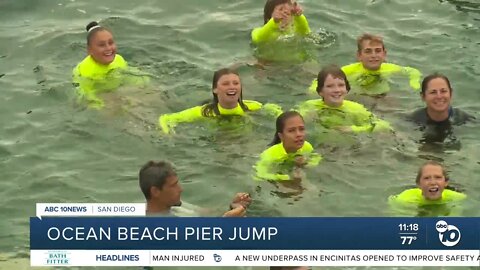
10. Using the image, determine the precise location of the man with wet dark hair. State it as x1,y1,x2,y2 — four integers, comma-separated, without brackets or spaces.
139,160,251,216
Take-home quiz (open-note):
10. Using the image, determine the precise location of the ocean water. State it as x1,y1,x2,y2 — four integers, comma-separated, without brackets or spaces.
0,0,479,269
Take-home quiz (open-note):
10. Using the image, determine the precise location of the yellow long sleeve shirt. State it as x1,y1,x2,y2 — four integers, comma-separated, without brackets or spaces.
73,54,149,109
159,100,283,134
296,99,391,132
251,15,311,45
255,141,321,181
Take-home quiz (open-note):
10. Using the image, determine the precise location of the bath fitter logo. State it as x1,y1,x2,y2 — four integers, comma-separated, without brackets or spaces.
44,250,71,265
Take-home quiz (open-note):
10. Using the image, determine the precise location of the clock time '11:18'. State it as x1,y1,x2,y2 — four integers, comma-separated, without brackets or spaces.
399,223,419,231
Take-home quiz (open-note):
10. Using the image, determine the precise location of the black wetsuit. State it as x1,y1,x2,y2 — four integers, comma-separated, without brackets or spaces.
409,107,474,144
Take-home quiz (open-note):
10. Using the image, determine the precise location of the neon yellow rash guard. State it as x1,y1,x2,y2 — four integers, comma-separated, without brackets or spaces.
251,15,311,45
73,54,149,109
73,54,127,108
296,99,391,133
158,100,283,134
309,62,422,95
388,188,466,206
255,141,321,181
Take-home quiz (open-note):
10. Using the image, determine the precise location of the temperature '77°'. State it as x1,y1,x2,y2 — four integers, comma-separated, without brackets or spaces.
400,236,417,245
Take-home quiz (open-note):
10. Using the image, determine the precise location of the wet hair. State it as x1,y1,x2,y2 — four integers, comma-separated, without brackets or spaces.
270,111,304,146
415,160,449,184
86,21,111,46
357,33,385,52
421,73,453,97
201,68,249,117
316,64,351,93
139,161,176,200
263,0,291,24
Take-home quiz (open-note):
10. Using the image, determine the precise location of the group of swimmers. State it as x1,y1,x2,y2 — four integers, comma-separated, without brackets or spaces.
73,0,475,214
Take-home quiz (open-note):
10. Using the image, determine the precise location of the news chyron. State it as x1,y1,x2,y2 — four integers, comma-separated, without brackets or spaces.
30,204,480,267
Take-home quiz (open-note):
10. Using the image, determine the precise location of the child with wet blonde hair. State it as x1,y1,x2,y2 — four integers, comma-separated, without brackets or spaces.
389,161,466,206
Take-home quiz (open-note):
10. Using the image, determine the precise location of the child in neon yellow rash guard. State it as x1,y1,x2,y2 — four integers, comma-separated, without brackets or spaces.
73,21,148,109
255,111,321,181
309,33,421,96
299,65,391,133
158,68,283,134
251,0,312,63
251,0,311,45
389,161,466,216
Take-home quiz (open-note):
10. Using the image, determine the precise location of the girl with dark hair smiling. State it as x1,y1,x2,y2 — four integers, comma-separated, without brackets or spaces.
159,68,282,134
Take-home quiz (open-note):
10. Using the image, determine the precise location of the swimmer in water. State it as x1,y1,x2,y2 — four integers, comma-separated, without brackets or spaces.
309,33,422,96
255,111,321,181
251,0,311,45
73,21,147,109
158,68,283,134
299,65,391,133
409,73,475,144
250,0,313,63
389,161,466,208
139,160,252,217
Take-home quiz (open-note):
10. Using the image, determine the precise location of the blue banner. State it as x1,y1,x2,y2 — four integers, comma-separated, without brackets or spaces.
30,217,480,250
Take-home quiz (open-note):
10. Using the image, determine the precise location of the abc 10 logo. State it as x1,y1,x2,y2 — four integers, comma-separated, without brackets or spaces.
435,220,461,247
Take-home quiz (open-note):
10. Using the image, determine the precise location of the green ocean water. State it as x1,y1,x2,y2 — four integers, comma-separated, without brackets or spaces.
0,0,479,269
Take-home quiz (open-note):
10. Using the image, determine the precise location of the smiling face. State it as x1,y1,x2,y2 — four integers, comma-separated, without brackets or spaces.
319,74,348,107
278,115,305,153
213,73,242,109
357,40,386,71
417,164,448,201
422,77,452,114
88,30,117,65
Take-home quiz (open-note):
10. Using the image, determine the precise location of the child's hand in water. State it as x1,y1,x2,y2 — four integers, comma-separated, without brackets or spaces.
294,156,307,167
224,193,251,217
230,193,252,209
291,1,303,16
292,167,304,181
223,205,246,217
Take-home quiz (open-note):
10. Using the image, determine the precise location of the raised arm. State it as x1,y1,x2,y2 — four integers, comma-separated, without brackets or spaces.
158,106,204,134
251,19,281,45
293,14,311,35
